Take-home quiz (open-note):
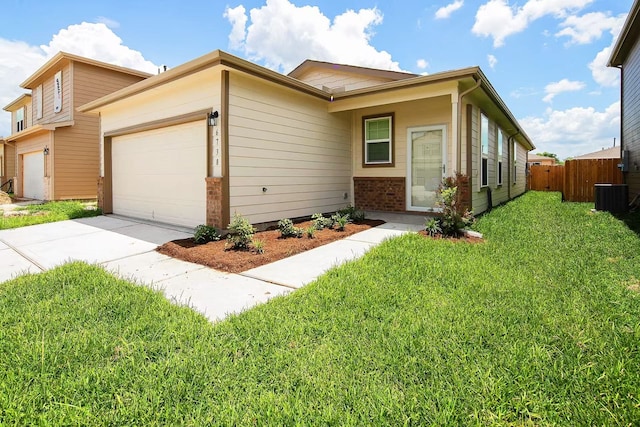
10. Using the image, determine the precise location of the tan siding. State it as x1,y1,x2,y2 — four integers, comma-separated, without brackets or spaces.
513,143,527,197
352,95,452,181
4,143,16,181
228,72,351,224
296,68,394,91
492,128,509,206
100,68,221,133
38,64,72,125
72,62,147,109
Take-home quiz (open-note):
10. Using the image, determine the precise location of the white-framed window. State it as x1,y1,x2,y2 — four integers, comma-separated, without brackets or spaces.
15,107,25,133
497,129,503,185
480,113,489,187
363,114,393,166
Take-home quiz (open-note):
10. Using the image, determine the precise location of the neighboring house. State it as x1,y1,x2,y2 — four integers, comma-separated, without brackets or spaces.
2,52,151,200
79,50,534,229
573,146,621,160
527,153,556,166
608,0,640,196
0,137,17,192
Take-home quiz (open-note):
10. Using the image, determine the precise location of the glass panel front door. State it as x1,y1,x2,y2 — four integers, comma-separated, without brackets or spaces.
408,126,444,210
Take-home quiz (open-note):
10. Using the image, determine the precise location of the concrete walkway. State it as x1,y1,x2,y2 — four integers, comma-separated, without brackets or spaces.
0,215,423,322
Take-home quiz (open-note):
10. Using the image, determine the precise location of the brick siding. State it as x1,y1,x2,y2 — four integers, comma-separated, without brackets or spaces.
354,177,406,212
205,177,224,228
97,176,104,211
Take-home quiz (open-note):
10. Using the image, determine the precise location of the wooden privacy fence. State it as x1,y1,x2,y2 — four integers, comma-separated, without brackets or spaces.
528,164,564,192
528,158,623,202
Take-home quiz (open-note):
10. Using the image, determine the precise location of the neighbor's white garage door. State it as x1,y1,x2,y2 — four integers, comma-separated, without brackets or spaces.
23,151,45,200
112,121,207,228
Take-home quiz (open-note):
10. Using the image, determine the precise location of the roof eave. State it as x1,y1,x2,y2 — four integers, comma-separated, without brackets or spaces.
332,66,535,151
20,51,153,89
3,93,32,112
608,0,640,67
79,50,330,113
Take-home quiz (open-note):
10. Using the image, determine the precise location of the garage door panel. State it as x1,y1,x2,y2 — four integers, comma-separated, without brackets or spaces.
112,121,206,228
23,151,45,200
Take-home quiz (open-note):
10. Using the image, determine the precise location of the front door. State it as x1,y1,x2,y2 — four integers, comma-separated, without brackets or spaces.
407,125,446,211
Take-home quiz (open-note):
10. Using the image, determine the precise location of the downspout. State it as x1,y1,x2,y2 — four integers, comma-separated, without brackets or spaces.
457,78,482,173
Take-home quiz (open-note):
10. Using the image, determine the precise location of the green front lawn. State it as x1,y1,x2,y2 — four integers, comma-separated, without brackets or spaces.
0,200,101,229
1,192,639,425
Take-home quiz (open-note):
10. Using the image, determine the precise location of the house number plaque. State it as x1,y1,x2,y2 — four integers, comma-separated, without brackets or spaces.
213,127,222,177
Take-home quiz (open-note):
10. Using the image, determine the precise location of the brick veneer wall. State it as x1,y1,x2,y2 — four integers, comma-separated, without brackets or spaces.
456,174,471,210
205,177,224,228
97,176,104,211
354,177,406,212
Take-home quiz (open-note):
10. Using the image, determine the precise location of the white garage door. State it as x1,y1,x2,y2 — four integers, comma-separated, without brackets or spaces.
23,151,45,200
112,121,207,228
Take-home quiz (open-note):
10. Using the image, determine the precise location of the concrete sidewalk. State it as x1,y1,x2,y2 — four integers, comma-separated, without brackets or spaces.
0,215,422,322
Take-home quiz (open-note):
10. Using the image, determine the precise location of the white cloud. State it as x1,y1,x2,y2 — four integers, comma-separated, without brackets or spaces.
96,16,120,29
487,54,497,69
520,101,619,159
584,13,626,88
0,22,158,137
542,78,585,103
555,12,626,45
472,0,593,47
224,5,248,50
416,59,429,69
224,0,401,73
590,45,619,87
435,1,464,20
41,23,157,73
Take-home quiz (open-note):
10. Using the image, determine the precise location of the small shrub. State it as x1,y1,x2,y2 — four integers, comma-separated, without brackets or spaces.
193,224,221,244
312,213,334,230
227,213,255,250
331,213,350,231
337,205,366,223
278,218,303,238
252,239,265,254
305,226,316,238
424,218,442,237
436,173,474,236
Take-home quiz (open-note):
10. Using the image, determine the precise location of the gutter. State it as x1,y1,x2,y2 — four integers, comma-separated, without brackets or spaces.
456,78,482,172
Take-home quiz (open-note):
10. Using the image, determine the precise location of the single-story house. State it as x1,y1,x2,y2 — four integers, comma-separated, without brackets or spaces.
573,146,621,160
608,0,640,195
527,153,556,166
2,52,151,200
79,50,534,228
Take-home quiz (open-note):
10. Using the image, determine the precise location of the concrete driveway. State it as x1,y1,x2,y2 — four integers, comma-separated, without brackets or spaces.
1,214,423,322
0,216,292,322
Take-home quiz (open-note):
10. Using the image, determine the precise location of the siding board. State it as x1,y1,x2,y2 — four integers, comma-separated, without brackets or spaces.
228,72,352,224
622,32,640,196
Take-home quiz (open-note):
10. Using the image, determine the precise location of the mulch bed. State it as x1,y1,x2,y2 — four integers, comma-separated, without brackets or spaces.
157,219,385,273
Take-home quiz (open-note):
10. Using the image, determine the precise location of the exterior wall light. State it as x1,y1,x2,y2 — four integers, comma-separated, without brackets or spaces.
43,147,50,155
208,110,219,126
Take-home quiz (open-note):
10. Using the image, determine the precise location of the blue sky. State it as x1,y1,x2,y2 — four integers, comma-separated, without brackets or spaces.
0,0,633,159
